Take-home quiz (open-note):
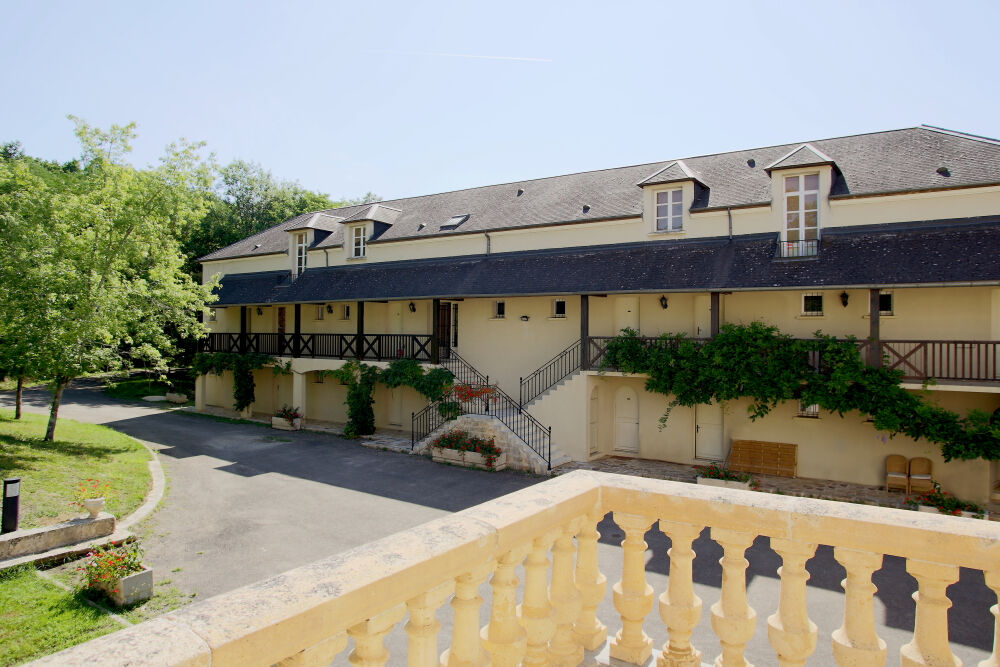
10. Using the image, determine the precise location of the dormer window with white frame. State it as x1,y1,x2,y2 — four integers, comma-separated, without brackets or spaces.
783,174,819,255
294,232,308,274
655,189,683,232
351,226,366,258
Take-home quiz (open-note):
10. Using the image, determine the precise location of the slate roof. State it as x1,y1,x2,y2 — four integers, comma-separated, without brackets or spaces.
764,144,836,173
210,216,1000,306
636,160,703,187
200,126,1000,262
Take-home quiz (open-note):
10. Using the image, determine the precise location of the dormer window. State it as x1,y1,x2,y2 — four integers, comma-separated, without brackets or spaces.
352,226,366,258
294,232,308,274
783,174,819,253
655,189,683,231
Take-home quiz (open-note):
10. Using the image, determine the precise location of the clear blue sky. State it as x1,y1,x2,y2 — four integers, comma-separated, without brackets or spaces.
4,0,998,202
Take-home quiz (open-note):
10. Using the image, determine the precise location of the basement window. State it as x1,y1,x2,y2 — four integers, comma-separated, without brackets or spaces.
797,402,820,418
314,305,324,321
493,300,506,319
879,291,894,316
801,293,823,317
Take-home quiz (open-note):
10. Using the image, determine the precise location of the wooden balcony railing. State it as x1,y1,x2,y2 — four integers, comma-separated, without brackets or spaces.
200,332,435,362
37,471,1000,666
590,336,1000,383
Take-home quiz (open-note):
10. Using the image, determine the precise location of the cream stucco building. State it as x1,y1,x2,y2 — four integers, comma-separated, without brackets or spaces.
195,126,1000,503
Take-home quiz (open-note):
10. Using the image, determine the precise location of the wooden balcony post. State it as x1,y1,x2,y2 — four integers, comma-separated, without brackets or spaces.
240,305,248,353
868,289,881,368
710,292,720,338
293,303,301,357
431,298,441,365
580,295,590,371
356,301,365,360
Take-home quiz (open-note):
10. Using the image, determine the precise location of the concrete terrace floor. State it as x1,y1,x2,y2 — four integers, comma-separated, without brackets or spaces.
0,381,995,665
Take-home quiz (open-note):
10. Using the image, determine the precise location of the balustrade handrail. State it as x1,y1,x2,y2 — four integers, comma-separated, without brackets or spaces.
201,332,435,362
41,470,1000,666
519,340,582,406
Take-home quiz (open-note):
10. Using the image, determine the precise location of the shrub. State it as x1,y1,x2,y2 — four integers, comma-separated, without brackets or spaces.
78,541,145,591
694,463,760,489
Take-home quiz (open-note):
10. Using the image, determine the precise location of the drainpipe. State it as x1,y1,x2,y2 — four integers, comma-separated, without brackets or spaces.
727,207,733,240
323,249,329,267
485,232,491,255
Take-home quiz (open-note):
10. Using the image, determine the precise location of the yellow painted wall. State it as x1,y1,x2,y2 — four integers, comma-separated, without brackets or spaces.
204,372,233,409
305,374,349,424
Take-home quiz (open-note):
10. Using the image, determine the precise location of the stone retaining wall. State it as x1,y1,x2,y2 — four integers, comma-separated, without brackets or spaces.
416,414,549,475
0,513,115,561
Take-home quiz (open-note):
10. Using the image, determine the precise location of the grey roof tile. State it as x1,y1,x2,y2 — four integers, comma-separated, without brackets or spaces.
201,127,1000,262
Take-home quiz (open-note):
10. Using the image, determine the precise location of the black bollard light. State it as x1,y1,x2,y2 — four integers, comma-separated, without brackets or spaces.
2,478,20,534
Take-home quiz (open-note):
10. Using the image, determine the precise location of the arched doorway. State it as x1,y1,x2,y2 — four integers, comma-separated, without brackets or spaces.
588,387,599,455
614,386,639,453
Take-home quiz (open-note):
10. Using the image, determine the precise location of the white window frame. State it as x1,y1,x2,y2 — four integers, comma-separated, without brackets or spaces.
797,401,820,418
351,226,366,258
340,304,351,321
879,290,894,316
654,188,683,232
493,300,505,319
295,232,308,274
783,174,820,245
801,292,824,317
314,305,324,321
552,299,567,318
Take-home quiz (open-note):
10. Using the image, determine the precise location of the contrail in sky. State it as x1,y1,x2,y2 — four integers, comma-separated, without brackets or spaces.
369,50,552,62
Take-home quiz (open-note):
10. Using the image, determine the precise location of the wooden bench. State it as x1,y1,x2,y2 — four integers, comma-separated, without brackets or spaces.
727,439,798,478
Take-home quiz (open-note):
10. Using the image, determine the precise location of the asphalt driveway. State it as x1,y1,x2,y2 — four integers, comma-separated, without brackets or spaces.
1,381,993,665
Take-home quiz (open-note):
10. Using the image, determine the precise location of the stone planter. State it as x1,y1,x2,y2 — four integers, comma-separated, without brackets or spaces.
696,477,752,491
916,504,984,518
82,498,106,519
98,566,153,607
271,417,302,431
432,448,507,471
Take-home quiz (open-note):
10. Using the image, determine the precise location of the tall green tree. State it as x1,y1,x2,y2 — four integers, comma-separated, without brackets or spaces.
0,118,217,440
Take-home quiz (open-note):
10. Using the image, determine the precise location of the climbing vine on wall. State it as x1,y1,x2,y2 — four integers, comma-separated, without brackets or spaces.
601,323,1000,461
191,352,289,412
322,358,455,438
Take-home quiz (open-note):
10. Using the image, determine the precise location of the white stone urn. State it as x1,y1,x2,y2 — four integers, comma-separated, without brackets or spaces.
271,416,302,431
82,498,106,519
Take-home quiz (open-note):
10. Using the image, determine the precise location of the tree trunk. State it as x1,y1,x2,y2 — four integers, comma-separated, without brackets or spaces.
14,376,23,419
45,379,68,442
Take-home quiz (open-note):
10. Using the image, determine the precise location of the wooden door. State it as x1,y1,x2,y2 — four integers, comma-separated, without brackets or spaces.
695,402,725,461
276,307,286,334
588,387,600,455
613,386,639,453
437,302,452,359
694,294,710,338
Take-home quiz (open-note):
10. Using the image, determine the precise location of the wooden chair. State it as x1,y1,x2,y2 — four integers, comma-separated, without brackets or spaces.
885,454,908,493
908,457,934,494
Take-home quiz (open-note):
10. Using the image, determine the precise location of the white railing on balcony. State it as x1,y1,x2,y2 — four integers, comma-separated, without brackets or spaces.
32,471,1000,666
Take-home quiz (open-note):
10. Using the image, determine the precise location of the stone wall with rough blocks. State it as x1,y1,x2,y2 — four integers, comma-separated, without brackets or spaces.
0,513,115,560
415,414,549,475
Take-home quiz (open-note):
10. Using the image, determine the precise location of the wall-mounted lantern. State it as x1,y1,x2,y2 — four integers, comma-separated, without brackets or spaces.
256,307,263,316
840,291,850,308
408,302,417,313
659,295,669,309
326,304,333,314
520,315,530,322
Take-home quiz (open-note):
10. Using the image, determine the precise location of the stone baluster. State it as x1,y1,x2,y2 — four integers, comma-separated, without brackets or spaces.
278,633,347,667
611,512,656,664
442,562,494,667
549,517,585,666
481,546,530,667
520,530,559,667
709,528,757,667
900,560,961,667
406,582,455,667
657,520,705,667
767,538,818,667
348,606,406,667
831,547,886,666
574,505,608,651
981,570,1000,667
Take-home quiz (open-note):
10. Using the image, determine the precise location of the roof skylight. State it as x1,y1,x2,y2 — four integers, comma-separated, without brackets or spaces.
441,214,471,230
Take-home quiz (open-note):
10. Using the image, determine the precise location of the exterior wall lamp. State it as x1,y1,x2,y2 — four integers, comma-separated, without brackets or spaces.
256,307,263,316
659,295,669,309
408,302,417,313
326,304,333,314
520,315,530,321
840,291,849,308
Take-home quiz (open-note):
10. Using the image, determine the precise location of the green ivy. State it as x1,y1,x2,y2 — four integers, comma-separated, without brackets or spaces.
191,352,285,412
602,323,1000,461
324,358,455,438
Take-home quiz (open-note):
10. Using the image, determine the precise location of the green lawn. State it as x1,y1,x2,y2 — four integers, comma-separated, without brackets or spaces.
0,566,121,665
103,375,193,404
0,411,151,528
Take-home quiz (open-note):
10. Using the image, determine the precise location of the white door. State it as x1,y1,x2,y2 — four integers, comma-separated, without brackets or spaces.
695,402,725,461
389,302,403,334
388,388,403,426
588,387,599,455
614,296,639,335
613,386,639,453
694,294,710,338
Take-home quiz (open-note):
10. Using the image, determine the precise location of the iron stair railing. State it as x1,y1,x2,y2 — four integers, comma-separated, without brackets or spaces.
519,340,581,407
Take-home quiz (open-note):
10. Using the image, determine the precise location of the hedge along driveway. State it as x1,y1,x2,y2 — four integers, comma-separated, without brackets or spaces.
0,411,151,529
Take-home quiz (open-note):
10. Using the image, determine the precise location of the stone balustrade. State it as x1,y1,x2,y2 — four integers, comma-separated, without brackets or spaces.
31,471,1000,666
